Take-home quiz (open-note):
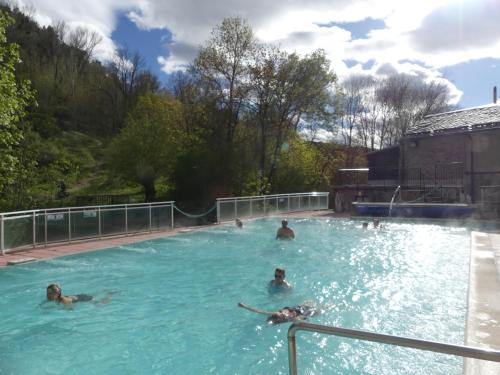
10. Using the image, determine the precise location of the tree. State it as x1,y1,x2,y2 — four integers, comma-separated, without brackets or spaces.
248,49,338,192
0,10,35,196
193,17,256,150
107,94,187,201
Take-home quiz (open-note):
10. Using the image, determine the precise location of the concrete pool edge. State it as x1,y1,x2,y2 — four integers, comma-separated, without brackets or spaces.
464,232,500,374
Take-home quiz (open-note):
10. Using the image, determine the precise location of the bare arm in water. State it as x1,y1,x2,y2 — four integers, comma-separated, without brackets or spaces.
237,302,274,316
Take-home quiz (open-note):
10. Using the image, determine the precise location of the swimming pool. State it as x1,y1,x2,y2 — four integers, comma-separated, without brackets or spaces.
0,218,470,374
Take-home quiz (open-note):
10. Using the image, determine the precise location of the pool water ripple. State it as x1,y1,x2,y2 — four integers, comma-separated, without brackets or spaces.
0,218,469,374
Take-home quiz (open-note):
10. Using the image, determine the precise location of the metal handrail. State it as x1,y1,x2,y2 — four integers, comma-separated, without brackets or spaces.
0,201,175,217
288,321,500,375
216,192,328,202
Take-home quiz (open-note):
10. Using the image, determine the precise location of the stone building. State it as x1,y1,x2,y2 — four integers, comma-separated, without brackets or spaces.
335,103,500,216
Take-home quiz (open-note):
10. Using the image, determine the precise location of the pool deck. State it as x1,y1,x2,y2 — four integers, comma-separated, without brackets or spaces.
465,232,500,374
2,210,500,372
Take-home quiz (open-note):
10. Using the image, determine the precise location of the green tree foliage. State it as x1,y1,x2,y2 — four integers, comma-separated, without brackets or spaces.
248,48,338,192
194,17,256,149
107,94,187,201
0,10,35,200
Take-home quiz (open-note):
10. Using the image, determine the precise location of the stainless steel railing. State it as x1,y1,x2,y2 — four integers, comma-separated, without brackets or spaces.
0,201,175,254
288,321,500,375
216,192,329,223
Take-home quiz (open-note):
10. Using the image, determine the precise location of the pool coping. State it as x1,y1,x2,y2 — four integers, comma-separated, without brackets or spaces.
464,232,500,374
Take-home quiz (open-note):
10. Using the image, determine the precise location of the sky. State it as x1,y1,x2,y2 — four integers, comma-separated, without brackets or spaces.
10,0,500,109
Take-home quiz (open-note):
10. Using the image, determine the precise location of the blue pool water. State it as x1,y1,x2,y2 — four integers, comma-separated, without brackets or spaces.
0,218,470,374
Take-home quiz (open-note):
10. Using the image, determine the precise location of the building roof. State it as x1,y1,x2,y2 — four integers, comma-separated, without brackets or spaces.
409,103,500,136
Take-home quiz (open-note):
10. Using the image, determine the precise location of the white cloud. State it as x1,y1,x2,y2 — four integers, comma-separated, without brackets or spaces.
8,0,498,102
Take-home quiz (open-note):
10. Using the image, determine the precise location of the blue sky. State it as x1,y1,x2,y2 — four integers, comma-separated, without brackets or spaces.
111,12,500,108
19,0,500,109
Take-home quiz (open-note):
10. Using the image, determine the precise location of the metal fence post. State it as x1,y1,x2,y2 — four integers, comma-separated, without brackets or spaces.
171,203,174,229
68,209,72,243
276,196,278,213
288,195,290,213
32,211,36,247
149,204,152,232
125,205,128,235
0,214,4,255
44,210,47,246
216,200,220,223
250,199,253,218
98,207,102,238
326,193,329,209
263,198,266,214
234,200,238,221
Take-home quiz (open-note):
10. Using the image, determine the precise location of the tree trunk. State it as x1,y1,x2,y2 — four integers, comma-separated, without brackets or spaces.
143,181,156,202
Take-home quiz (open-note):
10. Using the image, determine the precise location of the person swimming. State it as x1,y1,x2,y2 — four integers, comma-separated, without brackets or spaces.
268,267,292,289
47,284,117,306
235,218,243,228
276,220,295,240
46,284,95,305
238,301,319,324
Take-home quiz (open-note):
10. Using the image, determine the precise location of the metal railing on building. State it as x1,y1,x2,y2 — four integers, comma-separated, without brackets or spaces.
0,202,174,255
216,192,329,223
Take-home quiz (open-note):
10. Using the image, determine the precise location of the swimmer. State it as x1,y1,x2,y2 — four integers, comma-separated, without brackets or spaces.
362,222,368,229
269,267,291,289
235,218,243,228
373,219,381,228
46,284,93,304
276,219,295,240
46,284,114,305
238,301,320,324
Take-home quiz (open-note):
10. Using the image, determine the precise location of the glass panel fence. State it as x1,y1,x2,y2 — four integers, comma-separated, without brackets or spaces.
264,197,278,214
4,216,32,249
46,212,70,243
235,200,251,218
216,193,329,222
319,195,327,209
1,202,175,253
128,207,150,233
151,205,172,230
101,208,126,236
71,210,99,240
277,197,289,212
300,196,309,210
251,199,264,216
219,201,236,222
290,196,301,211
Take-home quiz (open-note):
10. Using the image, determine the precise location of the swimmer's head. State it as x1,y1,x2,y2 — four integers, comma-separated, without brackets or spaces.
47,284,62,301
281,220,288,228
362,222,368,229
235,218,243,228
274,267,285,280
267,312,288,324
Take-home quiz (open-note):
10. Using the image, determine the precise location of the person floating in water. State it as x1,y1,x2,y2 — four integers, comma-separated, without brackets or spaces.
235,218,243,228
238,301,319,324
46,284,93,304
361,222,369,229
269,267,292,289
373,219,382,228
46,284,113,305
276,219,295,240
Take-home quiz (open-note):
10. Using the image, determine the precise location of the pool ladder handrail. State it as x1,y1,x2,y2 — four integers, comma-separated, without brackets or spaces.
288,321,500,375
